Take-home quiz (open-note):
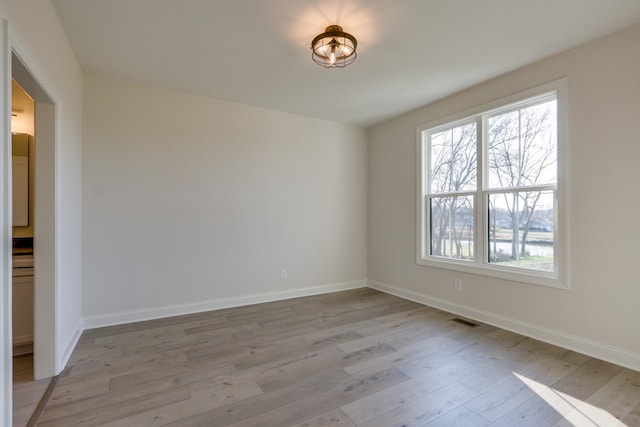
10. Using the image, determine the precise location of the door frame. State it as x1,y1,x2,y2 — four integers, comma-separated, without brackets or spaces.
13,52,57,380
1,19,58,425
1,18,12,427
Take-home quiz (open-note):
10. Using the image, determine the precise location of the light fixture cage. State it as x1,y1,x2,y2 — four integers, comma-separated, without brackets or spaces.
311,25,357,68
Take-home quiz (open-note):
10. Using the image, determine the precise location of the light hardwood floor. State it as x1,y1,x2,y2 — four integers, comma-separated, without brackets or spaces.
13,354,52,427
38,288,640,426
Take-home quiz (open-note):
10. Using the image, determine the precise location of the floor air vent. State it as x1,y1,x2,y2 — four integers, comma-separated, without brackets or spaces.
451,317,479,327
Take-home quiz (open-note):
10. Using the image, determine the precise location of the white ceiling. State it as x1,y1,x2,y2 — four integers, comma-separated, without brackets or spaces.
51,0,640,127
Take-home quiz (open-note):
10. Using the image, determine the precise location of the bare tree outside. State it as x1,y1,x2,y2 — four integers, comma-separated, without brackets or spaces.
486,98,557,271
428,122,476,260
423,91,560,276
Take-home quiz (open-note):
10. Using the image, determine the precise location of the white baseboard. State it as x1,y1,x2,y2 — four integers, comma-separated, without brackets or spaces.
12,335,33,357
58,320,83,374
79,278,640,372
368,280,640,372
83,280,368,330
12,334,33,346
13,342,33,356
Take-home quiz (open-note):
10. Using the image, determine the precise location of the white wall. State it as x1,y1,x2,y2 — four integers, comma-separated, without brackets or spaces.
2,0,84,359
0,0,83,422
82,75,367,325
368,24,640,370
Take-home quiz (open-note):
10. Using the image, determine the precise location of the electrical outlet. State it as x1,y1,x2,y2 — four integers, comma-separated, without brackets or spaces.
454,279,462,291
281,269,288,280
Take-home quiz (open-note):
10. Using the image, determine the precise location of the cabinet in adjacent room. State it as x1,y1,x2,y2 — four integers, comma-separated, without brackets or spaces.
12,254,34,355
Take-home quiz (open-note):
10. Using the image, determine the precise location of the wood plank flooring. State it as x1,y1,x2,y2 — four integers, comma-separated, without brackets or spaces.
13,354,52,427
38,288,640,426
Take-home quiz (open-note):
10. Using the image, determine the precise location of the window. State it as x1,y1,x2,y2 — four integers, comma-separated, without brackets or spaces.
418,81,566,288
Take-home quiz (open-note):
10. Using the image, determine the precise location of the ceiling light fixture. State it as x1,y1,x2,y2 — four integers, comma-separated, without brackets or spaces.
311,25,357,68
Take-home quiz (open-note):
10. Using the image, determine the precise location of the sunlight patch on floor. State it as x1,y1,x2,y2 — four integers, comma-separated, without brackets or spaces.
514,373,626,427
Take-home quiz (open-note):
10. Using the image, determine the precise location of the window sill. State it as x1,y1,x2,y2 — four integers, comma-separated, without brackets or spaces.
417,257,567,290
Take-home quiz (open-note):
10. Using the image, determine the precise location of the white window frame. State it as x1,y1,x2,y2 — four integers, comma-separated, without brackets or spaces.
417,79,568,289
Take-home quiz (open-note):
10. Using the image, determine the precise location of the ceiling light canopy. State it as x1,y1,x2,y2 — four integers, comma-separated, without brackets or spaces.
311,25,357,68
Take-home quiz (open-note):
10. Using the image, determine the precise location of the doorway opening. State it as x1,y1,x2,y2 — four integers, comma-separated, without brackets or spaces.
10,51,57,426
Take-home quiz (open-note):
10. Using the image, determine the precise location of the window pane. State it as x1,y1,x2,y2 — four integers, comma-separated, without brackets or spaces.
430,195,474,260
487,99,557,189
488,191,554,272
429,122,477,194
